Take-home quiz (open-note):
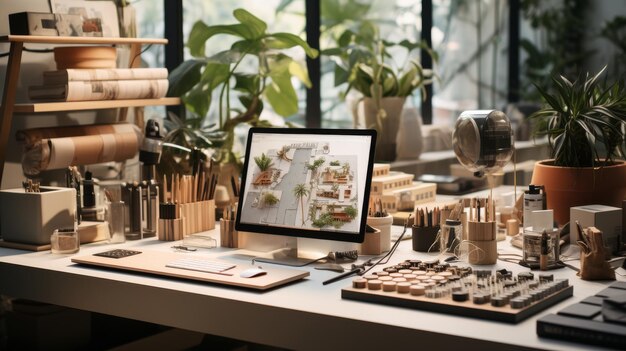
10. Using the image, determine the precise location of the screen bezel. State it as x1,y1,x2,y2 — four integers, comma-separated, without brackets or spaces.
235,127,377,243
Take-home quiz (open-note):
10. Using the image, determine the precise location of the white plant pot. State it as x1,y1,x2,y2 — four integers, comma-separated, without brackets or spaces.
357,97,406,162
396,107,424,160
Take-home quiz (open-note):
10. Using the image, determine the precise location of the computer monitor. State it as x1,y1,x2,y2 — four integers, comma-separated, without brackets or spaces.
235,128,377,266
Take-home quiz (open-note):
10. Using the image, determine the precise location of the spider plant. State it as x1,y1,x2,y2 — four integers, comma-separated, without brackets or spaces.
530,66,626,168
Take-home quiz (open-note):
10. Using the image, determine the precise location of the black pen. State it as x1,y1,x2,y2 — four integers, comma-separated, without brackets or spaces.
322,267,362,285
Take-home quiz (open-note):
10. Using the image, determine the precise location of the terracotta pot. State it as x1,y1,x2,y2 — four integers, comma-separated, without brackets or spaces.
358,97,406,162
531,160,626,225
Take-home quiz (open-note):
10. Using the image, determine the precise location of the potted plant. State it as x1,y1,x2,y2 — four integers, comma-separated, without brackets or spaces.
165,9,319,171
325,21,436,161
529,66,626,225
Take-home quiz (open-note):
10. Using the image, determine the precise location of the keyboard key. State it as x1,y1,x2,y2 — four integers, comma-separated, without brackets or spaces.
580,296,604,306
611,281,626,290
597,288,626,299
558,303,602,319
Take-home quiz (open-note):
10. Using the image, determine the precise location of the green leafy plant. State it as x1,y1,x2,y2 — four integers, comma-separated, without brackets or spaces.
530,66,626,168
344,205,358,219
325,21,436,100
254,153,274,172
293,183,310,225
167,9,319,165
306,157,325,172
262,192,279,207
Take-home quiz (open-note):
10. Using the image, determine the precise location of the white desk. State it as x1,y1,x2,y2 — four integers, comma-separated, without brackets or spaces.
0,227,622,351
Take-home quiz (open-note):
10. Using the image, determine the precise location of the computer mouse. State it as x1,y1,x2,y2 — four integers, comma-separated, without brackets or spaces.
240,267,267,278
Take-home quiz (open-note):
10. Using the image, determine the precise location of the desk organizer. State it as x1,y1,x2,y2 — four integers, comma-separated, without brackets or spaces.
412,225,440,252
0,186,75,245
466,221,497,265
180,199,215,236
367,215,392,253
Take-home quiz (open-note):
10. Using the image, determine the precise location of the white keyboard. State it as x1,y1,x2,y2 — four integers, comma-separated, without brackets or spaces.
166,257,236,275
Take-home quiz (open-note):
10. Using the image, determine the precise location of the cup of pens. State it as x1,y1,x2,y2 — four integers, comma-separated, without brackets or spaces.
220,204,238,248
412,207,441,252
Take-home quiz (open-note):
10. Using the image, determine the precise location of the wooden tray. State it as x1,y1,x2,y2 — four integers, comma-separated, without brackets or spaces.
342,284,573,323
72,249,309,290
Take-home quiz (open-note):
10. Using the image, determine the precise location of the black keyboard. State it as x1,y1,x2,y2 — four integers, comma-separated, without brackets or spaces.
537,281,626,349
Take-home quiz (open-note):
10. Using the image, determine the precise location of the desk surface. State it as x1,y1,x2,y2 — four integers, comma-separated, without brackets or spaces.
0,227,623,351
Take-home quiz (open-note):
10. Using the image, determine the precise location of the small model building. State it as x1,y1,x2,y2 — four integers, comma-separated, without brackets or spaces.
370,164,437,213
252,170,273,186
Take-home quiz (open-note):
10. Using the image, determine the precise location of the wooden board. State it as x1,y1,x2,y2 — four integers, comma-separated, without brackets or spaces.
342,284,573,323
13,97,181,113
0,35,167,45
72,250,309,290
0,240,50,251
0,221,108,251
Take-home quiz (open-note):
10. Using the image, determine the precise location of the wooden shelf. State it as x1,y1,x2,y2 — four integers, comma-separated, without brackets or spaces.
0,35,173,186
0,35,167,45
13,97,181,113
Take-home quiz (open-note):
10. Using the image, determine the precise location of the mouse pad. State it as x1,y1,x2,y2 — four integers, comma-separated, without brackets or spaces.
71,250,309,290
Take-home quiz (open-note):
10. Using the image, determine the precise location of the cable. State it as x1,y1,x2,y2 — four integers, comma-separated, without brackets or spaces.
360,214,412,276
129,43,153,67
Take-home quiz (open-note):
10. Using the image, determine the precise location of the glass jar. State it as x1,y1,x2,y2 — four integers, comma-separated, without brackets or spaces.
51,228,79,254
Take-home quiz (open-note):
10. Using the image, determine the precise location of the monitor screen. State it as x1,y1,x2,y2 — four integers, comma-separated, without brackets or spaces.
235,128,376,243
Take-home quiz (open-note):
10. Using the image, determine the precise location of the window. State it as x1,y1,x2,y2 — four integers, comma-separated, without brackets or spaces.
432,0,510,124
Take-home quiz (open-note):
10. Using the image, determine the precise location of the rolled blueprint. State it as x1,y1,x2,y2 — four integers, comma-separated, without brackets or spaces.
18,124,142,175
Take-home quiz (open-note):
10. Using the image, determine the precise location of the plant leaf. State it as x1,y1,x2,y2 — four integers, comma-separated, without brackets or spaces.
183,83,212,118
265,56,299,116
234,73,260,94
233,9,267,39
168,59,203,97
206,49,242,64
266,32,319,58
187,21,252,57
200,62,230,90
289,60,312,87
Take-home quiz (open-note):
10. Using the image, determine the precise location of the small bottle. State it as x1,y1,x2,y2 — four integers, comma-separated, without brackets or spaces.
523,185,545,229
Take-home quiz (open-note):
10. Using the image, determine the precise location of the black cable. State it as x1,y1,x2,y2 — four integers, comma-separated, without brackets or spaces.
359,214,412,277
129,43,153,67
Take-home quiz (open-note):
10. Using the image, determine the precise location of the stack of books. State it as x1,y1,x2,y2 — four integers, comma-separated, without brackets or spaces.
29,68,169,102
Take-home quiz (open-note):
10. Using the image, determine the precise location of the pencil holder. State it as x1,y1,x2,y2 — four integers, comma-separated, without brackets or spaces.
412,225,440,252
467,221,497,241
220,218,238,248
180,199,215,236
367,215,393,253
465,239,497,265
361,226,383,255
465,221,497,265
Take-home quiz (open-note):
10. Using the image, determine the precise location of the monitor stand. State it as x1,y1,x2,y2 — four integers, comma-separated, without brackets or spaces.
236,231,358,267
252,247,326,267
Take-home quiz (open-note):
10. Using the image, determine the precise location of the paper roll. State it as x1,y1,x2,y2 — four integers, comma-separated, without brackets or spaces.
20,124,141,175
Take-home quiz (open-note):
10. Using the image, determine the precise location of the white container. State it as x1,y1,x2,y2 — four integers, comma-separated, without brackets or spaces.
0,187,76,245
